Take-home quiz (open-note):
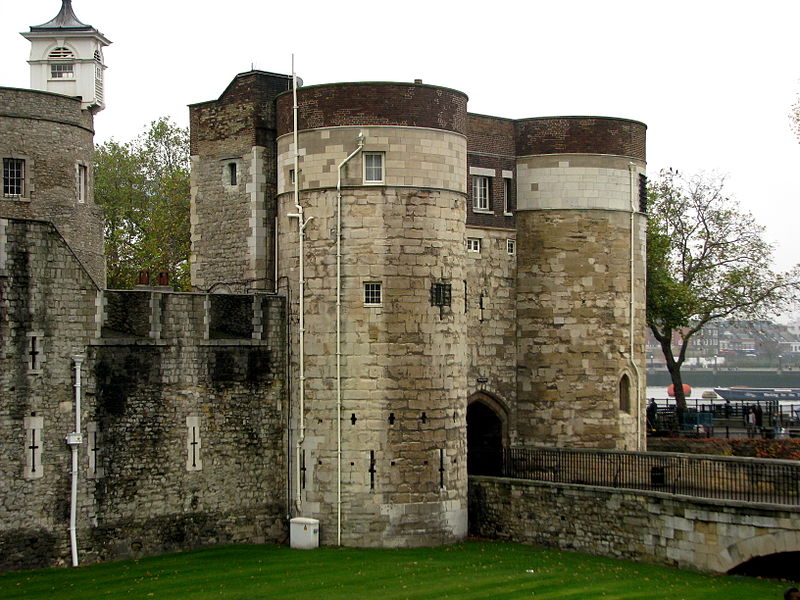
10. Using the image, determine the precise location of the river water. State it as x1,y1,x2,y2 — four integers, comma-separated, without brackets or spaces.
645,385,800,422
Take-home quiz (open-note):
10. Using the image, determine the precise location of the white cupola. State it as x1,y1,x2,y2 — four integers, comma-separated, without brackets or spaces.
21,0,111,113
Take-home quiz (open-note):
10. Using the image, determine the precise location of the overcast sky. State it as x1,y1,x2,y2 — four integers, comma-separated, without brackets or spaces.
3,0,799,276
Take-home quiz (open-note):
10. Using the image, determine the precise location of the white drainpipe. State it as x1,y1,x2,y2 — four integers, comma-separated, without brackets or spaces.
286,60,311,514
629,164,643,449
67,355,85,567
335,133,364,546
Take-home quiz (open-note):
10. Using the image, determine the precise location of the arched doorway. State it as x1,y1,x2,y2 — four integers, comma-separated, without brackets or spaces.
467,395,507,476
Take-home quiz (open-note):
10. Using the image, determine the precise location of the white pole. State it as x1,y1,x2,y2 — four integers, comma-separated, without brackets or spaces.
629,165,643,449
68,355,84,567
335,133,364,546
289,55,307,515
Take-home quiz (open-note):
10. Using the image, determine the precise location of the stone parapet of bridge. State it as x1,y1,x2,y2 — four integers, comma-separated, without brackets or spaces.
469,476,800,574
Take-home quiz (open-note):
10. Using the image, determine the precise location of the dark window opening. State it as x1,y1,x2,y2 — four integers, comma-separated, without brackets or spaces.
639,174,647,213
619,374,631,413
228,163,238,186
431,282,451,307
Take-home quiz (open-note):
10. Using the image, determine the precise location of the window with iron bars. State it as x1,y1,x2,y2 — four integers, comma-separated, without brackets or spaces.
639,174,647,213
430,282,451,307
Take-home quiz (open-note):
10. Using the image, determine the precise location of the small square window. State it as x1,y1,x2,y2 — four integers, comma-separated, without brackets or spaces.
3,158,25,197
364,152,384,184
364,282,382,306
472,176,490,211
507,239,516,255
466,238,481,253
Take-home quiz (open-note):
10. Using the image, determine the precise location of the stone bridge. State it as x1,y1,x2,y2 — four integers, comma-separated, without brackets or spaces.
469,475,800,574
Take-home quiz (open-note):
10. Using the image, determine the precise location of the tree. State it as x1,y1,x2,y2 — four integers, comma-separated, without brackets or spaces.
94,117,191,290
646,169,800,421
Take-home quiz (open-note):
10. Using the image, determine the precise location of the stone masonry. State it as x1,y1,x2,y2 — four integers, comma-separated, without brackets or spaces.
469,475,800,574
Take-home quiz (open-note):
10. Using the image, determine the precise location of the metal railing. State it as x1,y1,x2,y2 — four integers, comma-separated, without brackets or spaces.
475,447,800,506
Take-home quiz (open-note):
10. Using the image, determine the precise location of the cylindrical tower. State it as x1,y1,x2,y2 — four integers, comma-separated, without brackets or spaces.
513,117,647,450
275,82,469,546
0,87,104,286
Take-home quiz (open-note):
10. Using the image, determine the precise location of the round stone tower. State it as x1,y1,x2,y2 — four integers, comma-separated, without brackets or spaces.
0,87,104,286
275,82,469,546
513,117,647,450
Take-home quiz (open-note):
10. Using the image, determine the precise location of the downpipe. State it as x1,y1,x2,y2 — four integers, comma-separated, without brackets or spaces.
629,164,643,449
335,132,364,546
67,355,85,567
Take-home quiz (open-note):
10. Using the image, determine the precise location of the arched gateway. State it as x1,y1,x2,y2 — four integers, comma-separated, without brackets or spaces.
467,394,508,476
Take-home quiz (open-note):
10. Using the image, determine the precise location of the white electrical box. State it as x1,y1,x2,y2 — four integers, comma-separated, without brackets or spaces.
290,517,319,549
65,433,83,445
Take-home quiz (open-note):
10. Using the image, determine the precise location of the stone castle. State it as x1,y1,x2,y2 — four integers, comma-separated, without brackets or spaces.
0,1,647,569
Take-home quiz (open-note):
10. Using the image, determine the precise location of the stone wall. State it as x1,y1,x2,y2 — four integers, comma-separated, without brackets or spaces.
514,208,646,449
464,226,518,429
0,87,104,286
0,217,288,570
469,476,800,573
277,184,468,547
0,219,100,570
189,72,292,292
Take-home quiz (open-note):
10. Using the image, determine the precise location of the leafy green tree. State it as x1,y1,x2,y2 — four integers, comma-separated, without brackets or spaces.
94,117,191,290
646,169,799,420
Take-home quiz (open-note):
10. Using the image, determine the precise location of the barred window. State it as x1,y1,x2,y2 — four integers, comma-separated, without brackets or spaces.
364,282,382,306
430,282,452,307
639,174,647,213
3,158,25,197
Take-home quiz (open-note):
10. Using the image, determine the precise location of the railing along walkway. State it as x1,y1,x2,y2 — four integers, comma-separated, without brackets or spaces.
479,447,800,506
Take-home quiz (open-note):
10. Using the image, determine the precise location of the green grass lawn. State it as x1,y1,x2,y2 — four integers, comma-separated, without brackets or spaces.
0,541,794,600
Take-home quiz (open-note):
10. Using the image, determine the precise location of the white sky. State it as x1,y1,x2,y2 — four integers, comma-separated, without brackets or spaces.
3,0,799,274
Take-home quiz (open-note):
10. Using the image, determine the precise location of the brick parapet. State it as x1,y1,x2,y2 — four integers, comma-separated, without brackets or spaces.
515,116,646,161
276,82,468,136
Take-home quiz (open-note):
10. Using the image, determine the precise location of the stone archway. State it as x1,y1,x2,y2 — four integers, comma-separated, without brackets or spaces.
467,394,508,476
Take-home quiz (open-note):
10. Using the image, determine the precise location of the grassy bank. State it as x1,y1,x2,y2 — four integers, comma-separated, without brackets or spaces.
0,541,793,599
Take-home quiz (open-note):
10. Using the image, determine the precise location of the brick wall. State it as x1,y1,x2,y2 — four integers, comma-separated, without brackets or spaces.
276,82,468,136
515,116,646,161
